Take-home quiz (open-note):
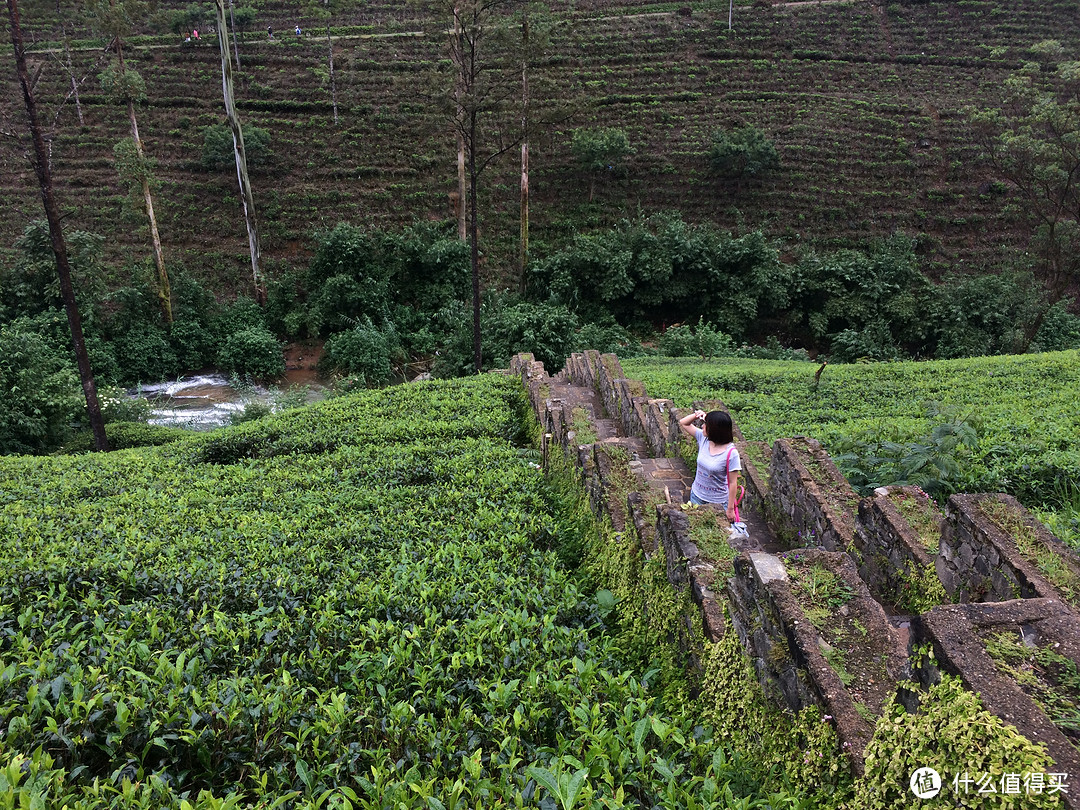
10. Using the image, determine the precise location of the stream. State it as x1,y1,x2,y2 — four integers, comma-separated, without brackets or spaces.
132,370,325,431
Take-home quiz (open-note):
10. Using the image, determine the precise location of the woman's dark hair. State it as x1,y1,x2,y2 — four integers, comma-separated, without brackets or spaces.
703,410,734,445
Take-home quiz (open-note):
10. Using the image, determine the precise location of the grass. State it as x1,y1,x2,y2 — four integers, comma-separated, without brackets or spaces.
980,499,1080,608
888,488,942,554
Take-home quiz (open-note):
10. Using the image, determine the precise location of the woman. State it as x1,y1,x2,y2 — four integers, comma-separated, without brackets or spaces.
678,408,740,521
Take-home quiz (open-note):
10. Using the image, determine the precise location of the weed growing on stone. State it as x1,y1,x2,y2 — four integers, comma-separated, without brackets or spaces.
980,499,1080,607
982,629,1080,751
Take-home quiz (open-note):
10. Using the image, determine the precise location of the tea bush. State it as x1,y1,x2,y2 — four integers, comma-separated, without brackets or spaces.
200,123,272,171
1,375,797,807
625,352,1080,511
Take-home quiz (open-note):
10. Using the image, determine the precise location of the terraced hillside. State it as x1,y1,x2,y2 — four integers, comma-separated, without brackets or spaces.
2,0,1077,290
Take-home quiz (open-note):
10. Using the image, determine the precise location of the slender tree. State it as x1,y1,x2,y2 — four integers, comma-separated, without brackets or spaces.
214,0,264,304
310,0,340,125
6,0,109,451
971,58,1080,348
519,7,528,285
91,0,172,322
444,0,526,372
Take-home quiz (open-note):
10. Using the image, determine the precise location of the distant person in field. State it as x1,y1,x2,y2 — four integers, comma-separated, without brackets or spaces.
295,25,302,36
678,408,741,521
192,28,199,40
268,25,273,38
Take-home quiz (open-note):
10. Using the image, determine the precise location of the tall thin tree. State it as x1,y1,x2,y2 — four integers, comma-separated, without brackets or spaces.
92,0,172,322
6,0,109,451
214,0,264,304
446,0,523,372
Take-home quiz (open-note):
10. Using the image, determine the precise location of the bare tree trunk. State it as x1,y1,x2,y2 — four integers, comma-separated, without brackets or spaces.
454,7,467,241
117,43,172,323
8,0,109,452
129,103,171,323
214,0,264,304
228,0,241,70
519,10,528,291
325,21,338,125
457,135,467,241
64,39,84,126
469,109,481,375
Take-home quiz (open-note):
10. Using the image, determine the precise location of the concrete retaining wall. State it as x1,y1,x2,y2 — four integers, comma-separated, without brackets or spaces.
914,599,1080,810
940,493,1080,606
769,437,860,552
853,486,943,611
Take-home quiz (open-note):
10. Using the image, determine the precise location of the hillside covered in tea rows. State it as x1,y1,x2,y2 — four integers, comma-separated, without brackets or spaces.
2,0,1078,290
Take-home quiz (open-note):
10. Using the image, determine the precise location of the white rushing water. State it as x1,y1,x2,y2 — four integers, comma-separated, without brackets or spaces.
132,374,268,430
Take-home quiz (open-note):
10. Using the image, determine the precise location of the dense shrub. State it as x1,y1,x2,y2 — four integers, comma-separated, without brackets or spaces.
1034,300,1080,351
434,298,579,377
112,323,180,383
708,125,780,180
169,318,216,371
0,320,82,455
528,212,787,336
926,271,1043,358
570,127,634,172
484,302,579,371
573,320,646,356
213,296,266,336
387,222,470,314
216,326,284,378
321,321,398,384
791,235,930,354
1,221,104,320
305,224,391,336
659,318,734,359
200,123,272,170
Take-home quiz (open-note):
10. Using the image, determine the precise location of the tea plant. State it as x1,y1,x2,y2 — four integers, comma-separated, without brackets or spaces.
0,374,801,807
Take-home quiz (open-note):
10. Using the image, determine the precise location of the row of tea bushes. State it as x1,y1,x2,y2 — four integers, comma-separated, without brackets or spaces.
0,376,798,807
624,352,1080,522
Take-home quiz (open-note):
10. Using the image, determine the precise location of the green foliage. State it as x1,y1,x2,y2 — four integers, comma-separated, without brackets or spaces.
434,298,578,376
857,675,1056,808
624,351,1080,514
0,319,82,455
572,320,646,357
216,326,284,379
2,221,105,320
305,224,391,337
659,318,734,359
1034,299,1080,352
708,125,780,180
112,323,180,382
927,271,1047,358
528,212,786,335
61,421,189,453
984,630,1080,744
321,320,399,385
0,375,792,807
112,138,157,211
702,632,855,806
970,63,1080,298
200,123,272,171
99,62,147,105
792,235,930,358
231,4,256,31
569,127,634,172
833,405,981,498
